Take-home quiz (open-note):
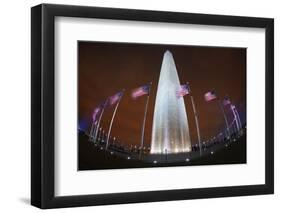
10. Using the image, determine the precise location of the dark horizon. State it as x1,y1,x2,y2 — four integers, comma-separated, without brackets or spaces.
78,41,246,148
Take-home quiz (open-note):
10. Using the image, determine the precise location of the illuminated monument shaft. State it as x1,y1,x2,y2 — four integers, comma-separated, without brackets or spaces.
151,51,191,154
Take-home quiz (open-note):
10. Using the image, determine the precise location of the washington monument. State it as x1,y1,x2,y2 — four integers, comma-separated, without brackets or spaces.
150,50,192,154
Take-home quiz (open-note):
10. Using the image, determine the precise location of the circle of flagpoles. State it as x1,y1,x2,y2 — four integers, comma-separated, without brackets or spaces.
83,82,243,162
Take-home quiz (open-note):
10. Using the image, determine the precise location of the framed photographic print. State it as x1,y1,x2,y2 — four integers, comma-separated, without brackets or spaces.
31,4,274,209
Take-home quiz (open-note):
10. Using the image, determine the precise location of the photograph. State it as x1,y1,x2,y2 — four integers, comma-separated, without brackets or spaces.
30,2,274,209
78,41,246,170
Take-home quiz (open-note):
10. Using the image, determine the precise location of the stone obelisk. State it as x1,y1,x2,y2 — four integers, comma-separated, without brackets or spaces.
150,50,191,154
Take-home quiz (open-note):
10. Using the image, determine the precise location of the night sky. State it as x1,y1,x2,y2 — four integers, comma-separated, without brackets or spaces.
78,41,246,148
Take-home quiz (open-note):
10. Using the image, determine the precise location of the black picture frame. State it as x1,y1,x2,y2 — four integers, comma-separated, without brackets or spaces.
31,3,274,209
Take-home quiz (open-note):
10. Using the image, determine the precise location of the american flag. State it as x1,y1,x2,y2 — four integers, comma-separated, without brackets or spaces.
177,83,190,98
204,91,217,102
223,96,231,106
230,104,236,110
92,100,108,121
109,91,124,106
131,84,150,99
100,99,108,109
92,107,101,122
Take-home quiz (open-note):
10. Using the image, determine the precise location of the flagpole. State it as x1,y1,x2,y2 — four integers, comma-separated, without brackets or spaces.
188,84,202,156
88,122,94,141
232,112,239,134
233,106,242,136
139,83,152,160
217,100,230,139
230,105,240,134
89,121,93,141
234,108,242,130
94,100,108,142
92,121,98,141
106,92,124,150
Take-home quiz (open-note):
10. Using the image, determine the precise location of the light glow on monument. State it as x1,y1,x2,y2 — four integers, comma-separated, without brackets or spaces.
150,50,192,154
